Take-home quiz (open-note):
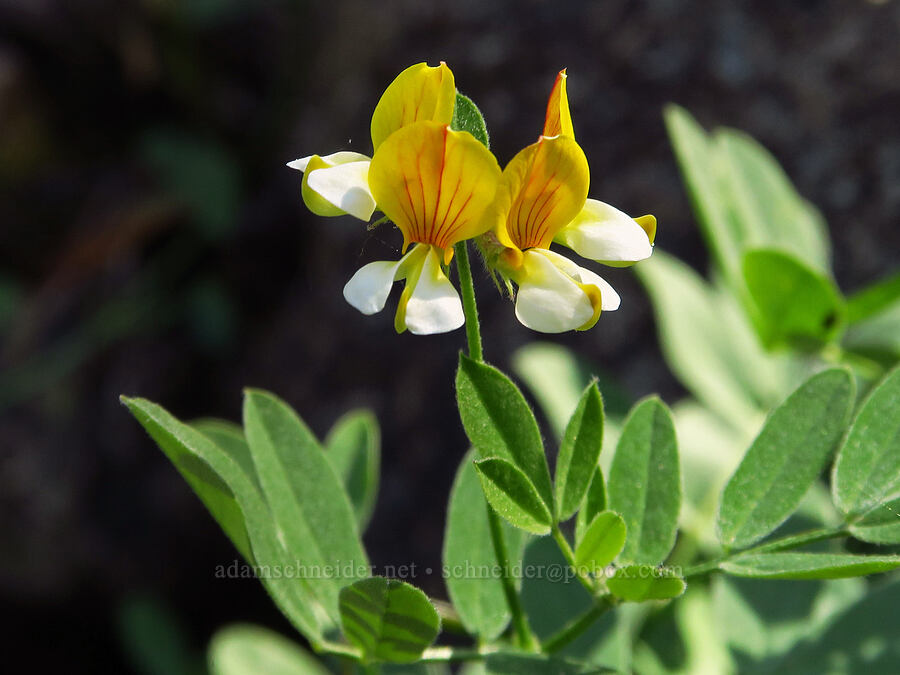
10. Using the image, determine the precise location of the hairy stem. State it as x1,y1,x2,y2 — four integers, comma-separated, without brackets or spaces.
455,239,537,652
454,241,483,362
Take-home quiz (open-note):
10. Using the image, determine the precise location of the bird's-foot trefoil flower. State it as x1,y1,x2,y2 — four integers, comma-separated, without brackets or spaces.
343,121,502,334
483,70,657,333
287,62,456,221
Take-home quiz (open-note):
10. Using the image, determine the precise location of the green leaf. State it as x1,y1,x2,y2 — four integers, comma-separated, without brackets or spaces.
243,389,368,626
325,409,380,531
456,355,553,511
511,342,589,439
833,365,900,517
474,457,552,534
636,252,784,430
717,368,855,549
574,511,626,571
339,577,440,663
556,383,605,522
846,270,900,324
208,624,330,675
663,105,741,286
742,249,844,349
720,552,900,580
451,92,490,149
483,653,609,674
192,419,259,492
444,450,526,640
715,128,831,273
121,397,330,641
575,467,607,546
849,497,900,544
607,566,686,602
608,397,680,565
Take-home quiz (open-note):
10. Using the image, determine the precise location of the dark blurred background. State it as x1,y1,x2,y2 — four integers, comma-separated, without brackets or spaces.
1,0,898,671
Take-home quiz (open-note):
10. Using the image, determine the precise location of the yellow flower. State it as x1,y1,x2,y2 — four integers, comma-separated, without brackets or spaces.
487,70,656,333
287,62,456,221
343,121,501,334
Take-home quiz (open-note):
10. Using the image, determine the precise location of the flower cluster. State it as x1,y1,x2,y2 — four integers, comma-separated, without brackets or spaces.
289,63,655,334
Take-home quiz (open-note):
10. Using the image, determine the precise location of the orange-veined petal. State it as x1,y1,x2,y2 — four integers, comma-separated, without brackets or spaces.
493,135,589,254
370,62,456,152
543,69,574,139
368,121,502,262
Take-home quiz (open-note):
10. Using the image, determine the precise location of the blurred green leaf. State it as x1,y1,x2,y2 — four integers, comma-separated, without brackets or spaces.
742,249,844,349
482,653,608,674
444,450,526,640
608,397,680,565
122,397,330,641
140,129,241,239
339,577,439,663
774,578,900,673
716,128,831,273
849,498,900,544
607,566,685,602
636,252,784,430
843,298,900,362
663,105,740,286
664,106,831,286
717,368,854,549
451,92,490,149
118,595,203,675
185,279,238,355
833,365,900,517
474,457,552,534
208,624,330,675
325,409,381,531
456,355,553,510
556,383,605,521
512,342,587,438
720,552,900,579
243,389,368,626
846,270,900,324
575,467,607,546
573,511,626,571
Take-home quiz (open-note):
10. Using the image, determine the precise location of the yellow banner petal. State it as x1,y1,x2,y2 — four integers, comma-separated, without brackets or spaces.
370,62,456,152
496,135,589,252
368,121,502,259
543,69,574,139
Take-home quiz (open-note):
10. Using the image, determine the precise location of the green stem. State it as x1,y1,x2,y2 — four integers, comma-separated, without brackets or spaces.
542,596,614,654
551,524,597,595
486,501,539,651
683,525,851,579
454,241,483,362
455,239,537,652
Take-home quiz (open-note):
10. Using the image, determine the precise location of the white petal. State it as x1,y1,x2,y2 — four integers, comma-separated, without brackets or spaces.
555,199,652,264
286,151,371,173
343,258,404,315
404,248,464,335
536,249,620,311
514,250,594,333
306,160,376,221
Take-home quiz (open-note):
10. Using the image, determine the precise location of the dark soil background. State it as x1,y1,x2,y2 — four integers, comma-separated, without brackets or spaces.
1,0,898,671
